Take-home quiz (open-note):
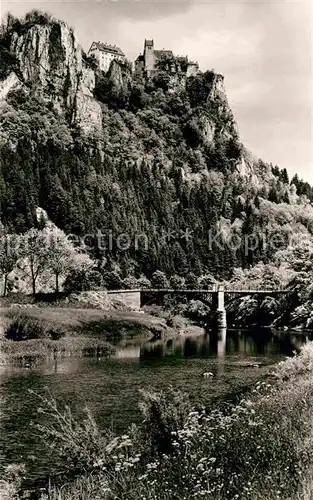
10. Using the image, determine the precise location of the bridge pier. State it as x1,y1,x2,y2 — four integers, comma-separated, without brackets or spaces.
212,284,227,328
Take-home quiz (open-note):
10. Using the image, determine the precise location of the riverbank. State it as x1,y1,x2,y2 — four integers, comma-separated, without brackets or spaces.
2,341,312,500
0,306,202,365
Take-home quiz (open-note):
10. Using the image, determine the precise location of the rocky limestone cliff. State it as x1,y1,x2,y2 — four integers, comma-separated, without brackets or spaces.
107,59,132,90
209,73,227,101
2,16,240,149
0,72,22,100
199,73,239,150
8,20,102,135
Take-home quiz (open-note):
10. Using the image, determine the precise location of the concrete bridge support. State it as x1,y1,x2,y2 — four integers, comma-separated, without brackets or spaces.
212,284,227,328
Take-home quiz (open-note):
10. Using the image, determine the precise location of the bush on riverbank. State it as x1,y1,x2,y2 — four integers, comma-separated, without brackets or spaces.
4,311,67,341
24,342,313,500
275,341,313,380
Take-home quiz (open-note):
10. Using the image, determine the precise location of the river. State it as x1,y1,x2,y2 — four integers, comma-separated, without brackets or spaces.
0,328,311,492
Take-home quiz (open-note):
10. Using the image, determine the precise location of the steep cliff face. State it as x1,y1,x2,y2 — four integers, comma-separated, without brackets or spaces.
7,20,102,135
107,59,132,90
205,74,239,143
10,23,81,101
184,71,239,154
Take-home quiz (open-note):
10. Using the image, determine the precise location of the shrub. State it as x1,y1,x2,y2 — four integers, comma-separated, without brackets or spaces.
198,273,217,288
1,337,115,363
79,318,149,341
63,269,103,294
0,47,20,79
137,275,151,289
139,381,311,500
24,10,52,27
33,390,120,473
275,341,313,380
152,71,171,91
4,311,66,340
101,270,123,290
169,274,185,289
123,276,139,289
151,270,169,289
184,299,210,321
0,464,26,499
166,314,186,330
138,387,192,457
184,272,198,289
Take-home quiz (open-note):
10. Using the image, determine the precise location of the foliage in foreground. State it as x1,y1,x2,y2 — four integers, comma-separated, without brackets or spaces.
13,342,313,500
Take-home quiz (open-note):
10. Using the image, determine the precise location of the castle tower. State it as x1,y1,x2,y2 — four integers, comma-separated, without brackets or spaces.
144,39,154,76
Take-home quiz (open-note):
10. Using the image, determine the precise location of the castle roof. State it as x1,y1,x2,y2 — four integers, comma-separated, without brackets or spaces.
154,49,174,59
90,41,125,57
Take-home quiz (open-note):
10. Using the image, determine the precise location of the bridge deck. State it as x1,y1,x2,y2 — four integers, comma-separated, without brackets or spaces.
108,288,290,294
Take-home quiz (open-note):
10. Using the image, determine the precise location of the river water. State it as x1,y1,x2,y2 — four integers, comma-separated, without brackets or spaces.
0,328,311,490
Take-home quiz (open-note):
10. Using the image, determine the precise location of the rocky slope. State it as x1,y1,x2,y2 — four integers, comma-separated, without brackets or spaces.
2,14,102,135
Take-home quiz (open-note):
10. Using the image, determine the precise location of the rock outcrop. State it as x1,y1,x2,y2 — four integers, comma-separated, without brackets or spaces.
8,21,102,135
0,72,21,100
196,73,240,150
107,59,132,90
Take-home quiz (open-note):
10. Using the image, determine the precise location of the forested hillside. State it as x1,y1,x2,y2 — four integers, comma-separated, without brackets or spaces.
0,10,313,282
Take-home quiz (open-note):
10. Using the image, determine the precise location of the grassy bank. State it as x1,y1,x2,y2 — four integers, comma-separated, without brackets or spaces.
0,337,116,364
0,307,169,365
3,342,312,500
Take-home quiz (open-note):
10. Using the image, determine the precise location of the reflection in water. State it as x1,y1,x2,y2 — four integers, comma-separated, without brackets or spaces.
217,328,227,357
184,337,198,357
208,328,227,358
139,329,312,362
115,346,141,359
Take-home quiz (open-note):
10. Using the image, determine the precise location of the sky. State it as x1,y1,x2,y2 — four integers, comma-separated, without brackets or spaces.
1,0,312,183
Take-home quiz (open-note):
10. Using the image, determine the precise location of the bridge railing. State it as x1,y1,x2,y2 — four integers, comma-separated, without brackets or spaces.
122,286,290,293
224,283,289,292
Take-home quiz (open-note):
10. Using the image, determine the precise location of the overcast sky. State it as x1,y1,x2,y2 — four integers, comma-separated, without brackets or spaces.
1,0,312,183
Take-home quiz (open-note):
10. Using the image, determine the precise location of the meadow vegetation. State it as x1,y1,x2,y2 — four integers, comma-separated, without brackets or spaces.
0,307,167,364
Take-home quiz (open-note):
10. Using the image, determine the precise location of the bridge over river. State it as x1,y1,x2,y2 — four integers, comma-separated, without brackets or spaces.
107,285,290,328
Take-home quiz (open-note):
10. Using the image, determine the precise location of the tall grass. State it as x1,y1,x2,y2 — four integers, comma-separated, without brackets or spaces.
14,342,312,500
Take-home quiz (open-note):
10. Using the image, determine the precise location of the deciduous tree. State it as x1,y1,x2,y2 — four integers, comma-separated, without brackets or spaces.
0,228,22,296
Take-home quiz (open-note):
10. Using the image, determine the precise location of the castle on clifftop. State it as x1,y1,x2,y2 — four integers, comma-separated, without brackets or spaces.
88,41,126,72
135,39,199,78
87,38,200,78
